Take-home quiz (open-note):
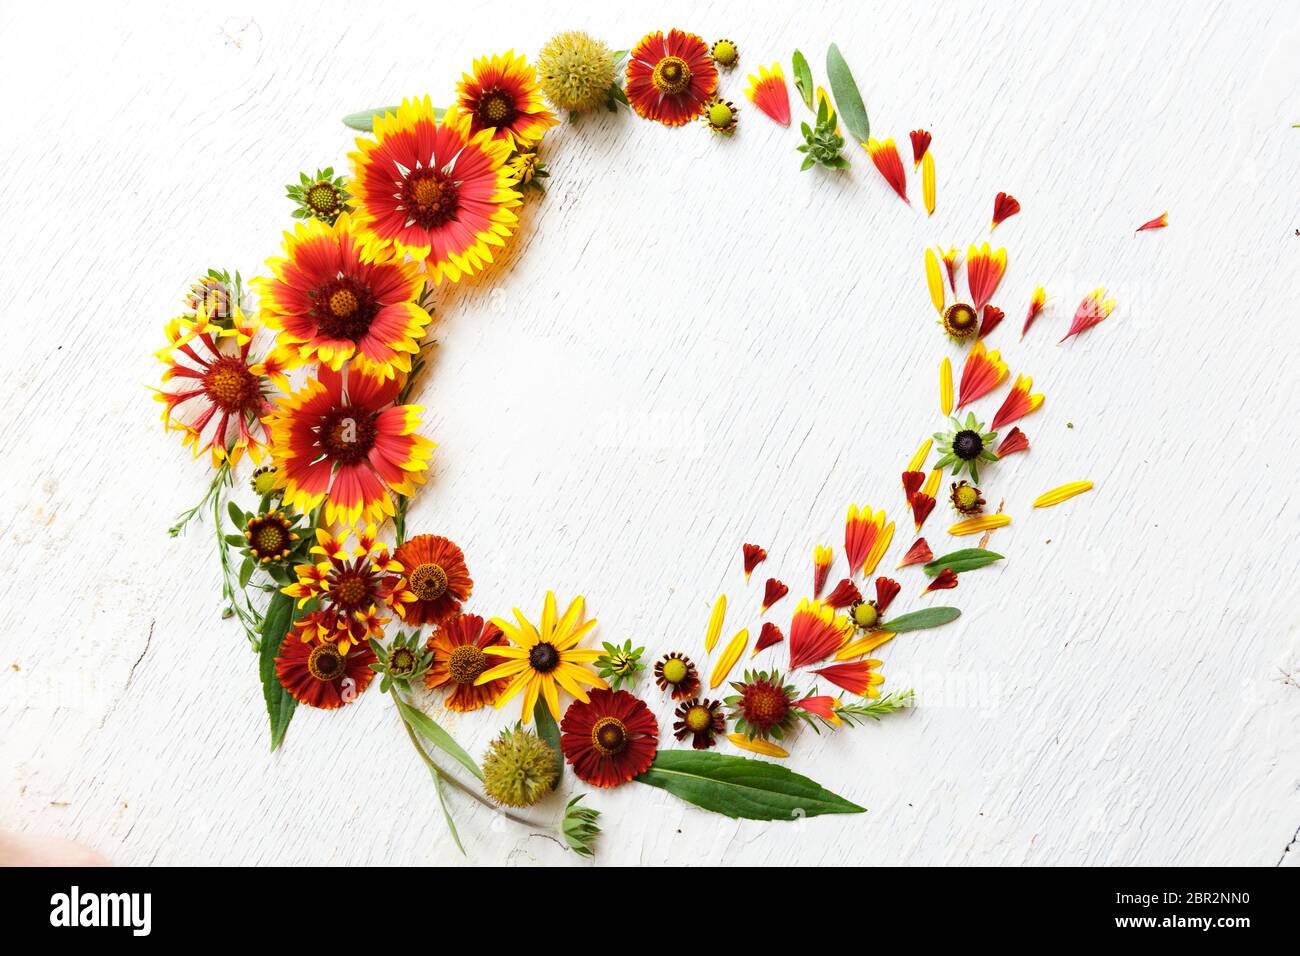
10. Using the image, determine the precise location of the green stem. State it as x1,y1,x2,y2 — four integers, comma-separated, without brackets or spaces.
168,461,230,536
388,687,542,829
393,495,409,546
213,472,262,648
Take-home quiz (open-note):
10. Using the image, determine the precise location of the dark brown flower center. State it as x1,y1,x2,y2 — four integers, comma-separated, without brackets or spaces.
389,647,416,676
944,303,978,337
477,88,516,127
402,168,460,230
251,522,286,556
652,56,691,94
591,716,628,755
318,407,377,464
953,430,983,460
409,563,448,601
307,643,345,681
203,357,257,411
330,569,371,611
306,182,339,214
312,276,378,342
528,642,560,673
447,644,487,684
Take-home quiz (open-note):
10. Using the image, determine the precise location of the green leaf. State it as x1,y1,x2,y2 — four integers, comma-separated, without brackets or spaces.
238,556,254,589
825,43,870,144
227,501,245,527
791,50,814,111
342,104,443,132
257,591,297,751
429,766,465,855
636,750,865,820
533,697,564,788
923,548,1004,577
882,606,962,633
395,696,483,781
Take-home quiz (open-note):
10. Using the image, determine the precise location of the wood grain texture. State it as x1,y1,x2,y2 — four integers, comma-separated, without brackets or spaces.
1,0,1298,866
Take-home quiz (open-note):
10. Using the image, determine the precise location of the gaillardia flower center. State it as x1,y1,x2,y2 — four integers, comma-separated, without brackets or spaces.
652,56,692,94
331,570,370,610
743,683,789,726
252,524,284,554
307,643,345,682
685,705,713,733
203,358,257,411
402,168,460,230
591,715,629,755
306,182,340,214
943,303,978,338
318,407,377,464
313,277,377,342
478,88,517,126
953,430,984,460
529,642,560,673
447,644,487,685
409,562,448,601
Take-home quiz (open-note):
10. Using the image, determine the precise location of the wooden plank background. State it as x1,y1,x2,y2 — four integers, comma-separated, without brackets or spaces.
1,0,1297,866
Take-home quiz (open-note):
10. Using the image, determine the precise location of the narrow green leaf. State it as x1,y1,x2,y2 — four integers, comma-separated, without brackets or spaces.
429,766,466,855
923,548,1005,577
882,606,962,633
791,50,814,110
342,105,444,132
257,591,297,751
238,556,254,589
825,43,870,144
533,698,564,788
396,696,483,781
636,750,865,820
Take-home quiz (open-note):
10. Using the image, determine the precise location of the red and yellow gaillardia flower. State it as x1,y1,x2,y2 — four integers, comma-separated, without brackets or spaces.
560,688,659,788
283,525,404,651
349,98,521,285
455,51,558,148
392,534,472,626
154,308,287,466
726,669,799,741
276,626,378,709
424,613,511,711
267,364,434,527
625,29,718,127
480,592,609,724
256,213,430,383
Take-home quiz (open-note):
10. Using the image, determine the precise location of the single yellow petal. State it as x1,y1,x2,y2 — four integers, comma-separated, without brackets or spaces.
704,594,726,653
554,616,597,650
862,520,894,577
559,647,604,663
727,733,788,758
906,438,932,474
552,594,585,645
922,150,936,215
481,645,528,659
540,591,557,642
476,658,530,683
921,468,942,499
511,608,540,648
949,513,1012,536
1033,481,1094,508
925,248,945,315
520,672,542,723
940,356,954,416
836,631,896,659
540,673,561,721
492,672,531,709
558,662,607,690
709,628,748,688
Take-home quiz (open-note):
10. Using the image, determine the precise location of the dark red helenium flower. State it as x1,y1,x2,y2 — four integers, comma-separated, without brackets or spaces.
560,689,658,788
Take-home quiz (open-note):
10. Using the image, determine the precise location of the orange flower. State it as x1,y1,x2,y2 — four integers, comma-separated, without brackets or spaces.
1021,287,1048,339
392,534,472,626
787,598,854,670
956,341,1009,409
1136,211,1168,232
991,191,1020,229
455,51,558,148
909,129,931,168
866,138,909,203
744,62,790,126
276,630,377,709
991,374,1044,430
844,503,892,577
424,613,511,711
997,427,1029,456
810,659,885,698
965,242,1007,312
625,29,717,126
267,365,434,527
1060,288,1116,343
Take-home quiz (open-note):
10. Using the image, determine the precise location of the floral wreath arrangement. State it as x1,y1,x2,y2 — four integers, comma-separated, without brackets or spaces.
155,29,1134,857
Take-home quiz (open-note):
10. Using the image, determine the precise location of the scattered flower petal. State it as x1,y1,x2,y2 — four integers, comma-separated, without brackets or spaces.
761,577,789,613
753,621,785,655
1136,211,1168,233
965,242,1007,312
902,470,925,500
1033,481,1094,508
866,138,909,203
844,503,887,577
956,341,1009,409
813,545,833,598
898,537,933,568
940,356,954,415
811,660,884,698
709,628,749,687
991,191,1020,229
744,62,790,126
996,427,1029,456
940,248,960,294
910,492,935,530
873,577,901,614
727,732,788,758
978,305,1005,339
949,514,1011,536
922,151,936,216
924,568,959,593
921,468,942,500
742,542,767,580
909,129,931,167
704,593,726,652
906,437,933,474
795,695,842,724
991,374,1045,430
925,248,945,315
824,578,862,610
1060,288,1116,344
788,598,854,669
1021,287,1048,339
835,632,895,660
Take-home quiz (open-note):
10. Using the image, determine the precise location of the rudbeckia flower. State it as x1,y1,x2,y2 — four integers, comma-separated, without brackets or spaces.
455,51,558,148
866,137,909,203
423,613,511,711
673,697,725,749
392,534,472,626
276,630,377,709
153,308,286,467
1060,288,1116,343
349,98,521,285
956,341,1009,409
966,242,1007,312
812,660,885,697
844,503,893,577
788,598,854,669
744,62,790,126
991,374,1045,430
560,689,658,788
267,365,434,527
282,525,402,651
482,592,608,723
256,213,431,382
625,29,717,127
934,412,999,483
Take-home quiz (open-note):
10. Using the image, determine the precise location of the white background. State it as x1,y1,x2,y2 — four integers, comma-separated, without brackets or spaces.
2,0,1298,866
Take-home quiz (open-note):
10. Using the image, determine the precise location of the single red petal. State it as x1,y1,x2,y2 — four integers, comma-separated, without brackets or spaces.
874,577,901,613
924,568,959,593
867,139,909,204
1059,290,1115,344
742,543,767,579
901,470,925,498
794,695,838,720
755,621,785,653
761,578,789,612
991,192,1020,228
1136,211,1168,232
909,129,931,167
824,578,861,610
810,661,878,696
978,305,1005,339
897,537,933,568
996,427,1029,456
910,492,935,530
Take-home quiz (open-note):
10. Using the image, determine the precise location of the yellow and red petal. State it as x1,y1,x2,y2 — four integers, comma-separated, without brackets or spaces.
940,247,960,294
812,545,833,598
744,62,790,126
844,503,886,577
965,242,1007,312
991,374,1045,430
823,578,861,610
1021,287,1048,339
788,598,854,670
955,341,1009,409
991,191,1020,229
978,305,1005,339
1060,288,1116,344
997,427,1029,456
865,137,909,203
811,660,884,697
795,695,842,724
897,537,933,568
1136,211,1168,232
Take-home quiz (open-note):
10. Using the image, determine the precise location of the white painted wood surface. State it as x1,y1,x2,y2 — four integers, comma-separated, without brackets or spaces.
2,0,1298,867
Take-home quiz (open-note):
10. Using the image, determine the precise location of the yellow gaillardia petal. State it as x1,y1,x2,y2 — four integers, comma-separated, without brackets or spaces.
925,248,945,315
861,520,894,577
921,468,942,500
709,628,749,688
704,594,727,653
836,631,896,660
940,357,954,416
949,514,1012,536
1033,481,1094,508
922,150,936,215
906,437,933,474
727,733,789,758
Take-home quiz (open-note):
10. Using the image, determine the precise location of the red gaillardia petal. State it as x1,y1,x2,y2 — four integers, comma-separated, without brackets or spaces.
761,578,789,613
909,129,932,168
898,537,933,568
924,568,959,593
742,542,767,580
991,374,1044,431
754,621,785,654
996,427,1029,456
991,192,1020,229
874,577,901,614
1136,211,1168,232
978,305,1005,339
824,578,862,610
955,341,1009,409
